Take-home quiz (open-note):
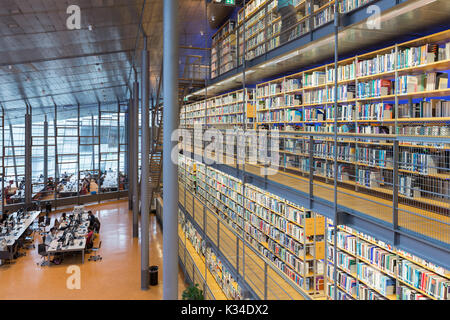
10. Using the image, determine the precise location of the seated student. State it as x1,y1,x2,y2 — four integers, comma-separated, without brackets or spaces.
87,211,96,227
45,227,56,246
45,228,62,264
58,213,68,230
92,216,101,233
53,218,60,230
85,227,94,250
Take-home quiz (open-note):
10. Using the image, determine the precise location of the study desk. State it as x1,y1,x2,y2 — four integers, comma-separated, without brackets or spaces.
0,211,40,246
47,213,90,264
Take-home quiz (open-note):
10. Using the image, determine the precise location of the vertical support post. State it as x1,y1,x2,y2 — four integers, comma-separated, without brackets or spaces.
264,262,268,300
140,35,150,290
24,107,32,206
54,103,58,209
77,103,80,205
332,2,339,301
1,107,5,215
133,81,140,238
117,102,121,198
91,115,95,175
98,103,101,202
162,0,179,300
43,116,48,188
393,140,399,246
127,100,132,209
309,135,314,209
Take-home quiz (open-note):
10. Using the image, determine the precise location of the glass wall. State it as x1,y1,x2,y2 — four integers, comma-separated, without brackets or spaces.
3,119,26,205
1,102,129,209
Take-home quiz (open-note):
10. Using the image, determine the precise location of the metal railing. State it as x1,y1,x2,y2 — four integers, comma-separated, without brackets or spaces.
178,178,313,300
179,127,450,248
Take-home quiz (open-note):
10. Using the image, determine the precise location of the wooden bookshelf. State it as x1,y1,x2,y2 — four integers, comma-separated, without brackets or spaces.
184,30,450,218
325,222,450,300
178,154,326,298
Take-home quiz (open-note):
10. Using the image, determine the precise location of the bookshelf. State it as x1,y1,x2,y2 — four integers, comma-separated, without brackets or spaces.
212,0,379,70
179,209,243,300
178,153,326,298
325,220,450,300
181,88,256,129
211,20,237,79
184,30,450,217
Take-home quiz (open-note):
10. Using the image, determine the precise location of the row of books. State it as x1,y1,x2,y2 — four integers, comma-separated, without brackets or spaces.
396,73,448,94
398,260,449,300
398,100,450,118
326,62,356,83
327,222,450,300
179,155,325,293
398,152,438,174
357,262,396,296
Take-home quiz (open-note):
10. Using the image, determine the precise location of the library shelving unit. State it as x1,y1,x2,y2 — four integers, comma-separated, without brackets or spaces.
178,208,243,300
252,30,450,216
325,219,450,300
214,0,378,70
178,153,326,299
181,88,256,129
183,28,450,223
211,20,237,79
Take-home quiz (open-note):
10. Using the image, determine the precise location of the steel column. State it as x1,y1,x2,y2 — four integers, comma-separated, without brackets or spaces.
43,116,48,188
127,100,133,210
162,0,179,300
309,135,314,209
117,102,121,199
24,109,32,206
393,140,399,246
332,3,339,301
133,81,140,237
54,103,58,209
140,35,150,290
77,103,80,205
98,103,101,203
1,107,4,215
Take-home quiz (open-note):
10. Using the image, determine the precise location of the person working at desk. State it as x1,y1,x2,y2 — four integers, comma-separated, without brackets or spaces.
57,213,68,230
88,211,101,233
85,226,94,250
278,0,297,44
45,227,57,246
45,228,62,264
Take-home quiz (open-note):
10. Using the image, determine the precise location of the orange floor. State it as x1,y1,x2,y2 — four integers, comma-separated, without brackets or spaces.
0,200,187,300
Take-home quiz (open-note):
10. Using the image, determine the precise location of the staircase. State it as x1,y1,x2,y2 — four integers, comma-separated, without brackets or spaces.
149,104,163,210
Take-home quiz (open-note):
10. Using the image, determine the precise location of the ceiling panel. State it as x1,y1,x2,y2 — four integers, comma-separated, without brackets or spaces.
0,0,212,123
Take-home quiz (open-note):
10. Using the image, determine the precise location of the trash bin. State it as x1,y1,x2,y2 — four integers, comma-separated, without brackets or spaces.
149,265,158,286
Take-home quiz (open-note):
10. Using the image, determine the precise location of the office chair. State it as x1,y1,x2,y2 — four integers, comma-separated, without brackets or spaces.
37,239,50,267
88,240,102,262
